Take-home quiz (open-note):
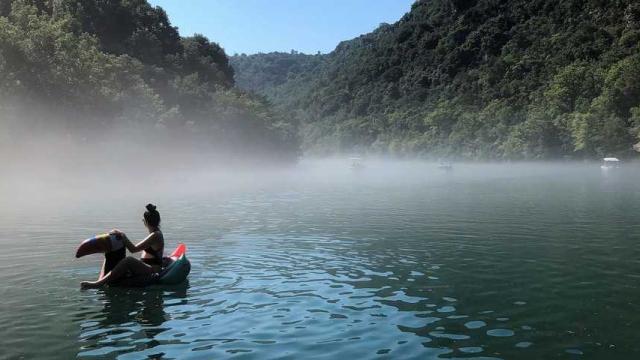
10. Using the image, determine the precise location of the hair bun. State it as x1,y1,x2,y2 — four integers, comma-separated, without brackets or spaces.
146,203,157,212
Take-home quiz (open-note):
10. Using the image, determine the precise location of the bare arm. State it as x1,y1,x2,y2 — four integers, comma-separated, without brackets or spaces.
122,232,158,253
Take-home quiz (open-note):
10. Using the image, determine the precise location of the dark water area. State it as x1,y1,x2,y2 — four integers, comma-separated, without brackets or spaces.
2,161,640,359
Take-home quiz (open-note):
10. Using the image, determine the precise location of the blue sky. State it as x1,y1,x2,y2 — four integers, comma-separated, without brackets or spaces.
148,0,415,55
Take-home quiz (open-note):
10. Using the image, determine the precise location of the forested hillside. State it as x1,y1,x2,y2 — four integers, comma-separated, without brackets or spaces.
231,51,324,110
0,0,299,163
232,0,640,159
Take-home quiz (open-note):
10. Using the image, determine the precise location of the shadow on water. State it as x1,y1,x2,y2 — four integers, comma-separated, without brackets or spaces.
76,282,189,359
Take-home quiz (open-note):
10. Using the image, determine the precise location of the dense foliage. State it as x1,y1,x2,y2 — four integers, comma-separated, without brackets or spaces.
231,51,324,110
0,0,298,162
232,0,640,159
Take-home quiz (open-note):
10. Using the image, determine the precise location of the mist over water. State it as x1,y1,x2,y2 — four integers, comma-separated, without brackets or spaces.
2,157,640,359
4,0,640,358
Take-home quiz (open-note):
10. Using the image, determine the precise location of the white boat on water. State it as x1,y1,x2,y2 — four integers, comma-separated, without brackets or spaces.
600,157,620,170
437,161,453,170
349,157,365,170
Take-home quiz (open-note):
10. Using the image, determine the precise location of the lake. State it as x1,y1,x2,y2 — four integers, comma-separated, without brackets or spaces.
1,161,639,359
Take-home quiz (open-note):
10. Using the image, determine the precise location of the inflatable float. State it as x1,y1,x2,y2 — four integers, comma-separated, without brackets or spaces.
75,233,124,258
157,243,191,285
107,243,191,287
76,234,191,286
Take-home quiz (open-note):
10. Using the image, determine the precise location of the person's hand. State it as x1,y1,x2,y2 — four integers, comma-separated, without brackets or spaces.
109,229,126,240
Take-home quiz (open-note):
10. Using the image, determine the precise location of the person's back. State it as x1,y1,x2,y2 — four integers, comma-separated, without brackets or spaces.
141,229,164,271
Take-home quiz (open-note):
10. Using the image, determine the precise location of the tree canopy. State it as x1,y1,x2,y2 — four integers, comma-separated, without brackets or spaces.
232,0,640,159
0,0,298,163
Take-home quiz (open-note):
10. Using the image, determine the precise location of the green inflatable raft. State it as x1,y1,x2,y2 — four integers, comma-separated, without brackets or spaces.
113,243,190,287
157,243,191,285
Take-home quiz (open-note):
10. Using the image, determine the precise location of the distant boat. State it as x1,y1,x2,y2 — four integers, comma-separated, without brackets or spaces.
600,157,620,170
349,157,365,170
437,161,453,170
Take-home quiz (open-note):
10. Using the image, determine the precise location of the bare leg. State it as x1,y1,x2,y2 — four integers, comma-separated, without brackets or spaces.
81,257,153,289
98,260,106,280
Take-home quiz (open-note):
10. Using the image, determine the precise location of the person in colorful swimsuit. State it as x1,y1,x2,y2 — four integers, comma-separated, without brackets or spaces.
81,204,165,289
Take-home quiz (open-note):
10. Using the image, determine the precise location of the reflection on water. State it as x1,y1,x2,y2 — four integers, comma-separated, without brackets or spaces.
77,284,187,358
2,162,640,359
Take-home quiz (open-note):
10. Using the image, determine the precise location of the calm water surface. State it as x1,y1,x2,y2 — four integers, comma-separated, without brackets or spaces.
1,162,640,359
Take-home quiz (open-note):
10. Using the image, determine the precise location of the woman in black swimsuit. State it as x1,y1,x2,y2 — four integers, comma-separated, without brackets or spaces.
81,204,165,289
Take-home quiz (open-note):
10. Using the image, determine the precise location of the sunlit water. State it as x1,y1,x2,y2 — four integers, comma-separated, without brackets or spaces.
2,161,640,359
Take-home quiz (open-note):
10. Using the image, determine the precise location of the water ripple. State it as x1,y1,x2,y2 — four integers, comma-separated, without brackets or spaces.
3,164,640,358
